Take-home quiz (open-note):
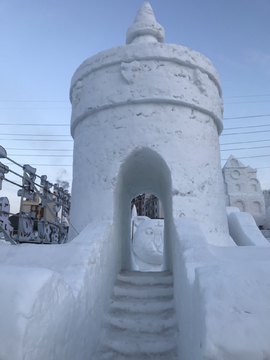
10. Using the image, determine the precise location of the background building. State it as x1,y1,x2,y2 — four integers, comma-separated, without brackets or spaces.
131,194,164,219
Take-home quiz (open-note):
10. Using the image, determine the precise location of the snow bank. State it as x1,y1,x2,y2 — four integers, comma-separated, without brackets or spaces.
0,266,75,360
195,261,270,359
0,220,120,360
171,218,216,359
228,210,270,246
171,217,270,359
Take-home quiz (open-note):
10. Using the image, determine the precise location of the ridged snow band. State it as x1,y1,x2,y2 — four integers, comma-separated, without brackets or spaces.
70,43,222,97
70,43,223,138
70,98,222,138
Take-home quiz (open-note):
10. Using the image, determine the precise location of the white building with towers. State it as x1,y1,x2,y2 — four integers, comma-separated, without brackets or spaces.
223,155,266,228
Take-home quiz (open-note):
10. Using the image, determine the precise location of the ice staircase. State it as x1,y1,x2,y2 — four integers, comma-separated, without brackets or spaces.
93,270,178,359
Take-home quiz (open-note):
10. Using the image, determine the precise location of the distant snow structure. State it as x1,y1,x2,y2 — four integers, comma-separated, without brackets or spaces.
131,204,137,219
222,155,266,228
266,206,270,229
264,189,270,209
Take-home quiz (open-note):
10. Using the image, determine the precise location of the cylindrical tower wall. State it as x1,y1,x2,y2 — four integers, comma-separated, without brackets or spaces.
69,42,229,245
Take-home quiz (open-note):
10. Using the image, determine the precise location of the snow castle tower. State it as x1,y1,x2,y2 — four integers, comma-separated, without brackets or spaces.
69,2,230,250
1,4,270,360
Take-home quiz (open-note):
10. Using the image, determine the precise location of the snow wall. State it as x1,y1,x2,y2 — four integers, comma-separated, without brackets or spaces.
172,217,270,360
227,209,270,246
0,221,121,360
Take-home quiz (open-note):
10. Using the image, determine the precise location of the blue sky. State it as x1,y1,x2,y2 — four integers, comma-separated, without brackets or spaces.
1,0,270,211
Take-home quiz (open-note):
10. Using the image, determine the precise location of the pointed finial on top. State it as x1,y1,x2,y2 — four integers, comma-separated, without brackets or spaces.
126,2,165,45
134,2,156,23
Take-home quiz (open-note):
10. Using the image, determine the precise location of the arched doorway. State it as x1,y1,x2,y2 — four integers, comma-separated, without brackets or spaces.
113,147,173,270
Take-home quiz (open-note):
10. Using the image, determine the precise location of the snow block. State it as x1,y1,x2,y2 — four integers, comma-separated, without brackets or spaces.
194,262,270,360
0,266,76,360
228,211,270,246
0,220,121,360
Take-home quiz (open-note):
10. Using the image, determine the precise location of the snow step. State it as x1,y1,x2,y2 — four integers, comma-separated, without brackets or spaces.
97,350,178,360
93,270,178,359
109,297,174,313
117,270,173,285
102,334,177,355
104,311,177,332
113,283,173,299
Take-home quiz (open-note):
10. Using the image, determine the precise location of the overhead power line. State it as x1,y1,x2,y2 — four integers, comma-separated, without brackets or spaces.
1,133,71,137
8,145,270,156
220,139,270,146
1,124,270,137
0,100,69,103
223,94,270,99
8,154,72,157
1,101,270,109
225,100,270,104
0,123,69,126
5,162,72,167
0,94,269,102
6,148,72,151
1,115,270,127
0,139,72,142
223,124,270,131
223,114,270,120
221,154,270,161
221,129,270,136
220,145,270,152
0,107,70,109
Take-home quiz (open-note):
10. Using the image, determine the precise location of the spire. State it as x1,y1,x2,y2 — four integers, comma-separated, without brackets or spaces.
126,2,165,45
223,155,246,169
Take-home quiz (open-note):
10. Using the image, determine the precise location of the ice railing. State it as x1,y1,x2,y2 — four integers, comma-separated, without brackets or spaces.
0,145,72,245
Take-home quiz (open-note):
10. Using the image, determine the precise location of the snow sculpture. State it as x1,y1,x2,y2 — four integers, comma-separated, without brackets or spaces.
131,204,137,219
0,145,8,191
223,155,266,227
40,175,53,205
69,1,229,248
0,197,13,238
17,165,36,201
132,216,164,271
67,4,270,358
18,213,35,241
0,4,269,360
0,161,9,191
266,206,270,229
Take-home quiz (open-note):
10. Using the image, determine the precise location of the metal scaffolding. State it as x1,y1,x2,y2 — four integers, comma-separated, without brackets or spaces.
0,145,71,244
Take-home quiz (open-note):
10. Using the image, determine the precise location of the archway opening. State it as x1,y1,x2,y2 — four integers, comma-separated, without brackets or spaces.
114,147,173,271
